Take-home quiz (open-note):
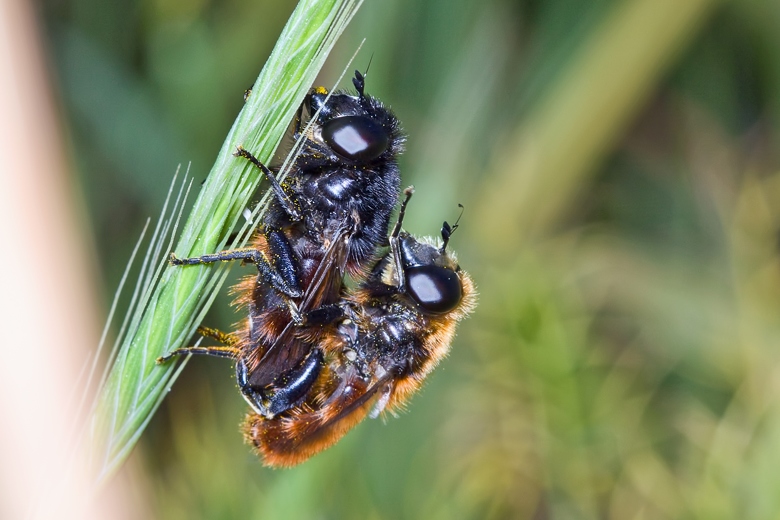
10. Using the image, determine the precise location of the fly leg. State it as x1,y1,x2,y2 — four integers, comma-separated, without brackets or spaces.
156,327,241,364
169,227,303,300
237,349,324,418
234,146,302,221
388,186,415,292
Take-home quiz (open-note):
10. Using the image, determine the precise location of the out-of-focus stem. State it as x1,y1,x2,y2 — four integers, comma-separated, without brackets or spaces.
474,0,719,256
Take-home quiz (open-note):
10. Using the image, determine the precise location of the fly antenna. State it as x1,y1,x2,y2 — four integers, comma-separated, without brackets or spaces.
441,204,464,252
353,54,374,100
364,53,374,78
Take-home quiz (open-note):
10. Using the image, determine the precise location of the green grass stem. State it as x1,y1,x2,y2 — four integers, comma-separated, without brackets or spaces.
90,0,364,483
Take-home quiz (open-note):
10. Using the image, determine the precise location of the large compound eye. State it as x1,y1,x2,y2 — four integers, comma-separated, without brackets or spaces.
405,265,462,314
322,115,389,162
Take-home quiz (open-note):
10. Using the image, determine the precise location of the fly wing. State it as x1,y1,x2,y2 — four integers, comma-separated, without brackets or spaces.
299,226,351,313
245,224,353,379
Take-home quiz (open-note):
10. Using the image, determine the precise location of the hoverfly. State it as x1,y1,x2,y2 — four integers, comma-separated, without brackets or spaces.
160,76,476,468
242,188,477,467
160,70,405,418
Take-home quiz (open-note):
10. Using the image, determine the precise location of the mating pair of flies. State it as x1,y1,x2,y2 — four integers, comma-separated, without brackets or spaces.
158,70,476,468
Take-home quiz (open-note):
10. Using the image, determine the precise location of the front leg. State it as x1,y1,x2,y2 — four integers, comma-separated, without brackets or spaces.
388,187,415,292
234,146,302,221
169,231,303,300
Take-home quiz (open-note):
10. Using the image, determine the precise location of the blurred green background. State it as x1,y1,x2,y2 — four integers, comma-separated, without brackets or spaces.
39,0,780,517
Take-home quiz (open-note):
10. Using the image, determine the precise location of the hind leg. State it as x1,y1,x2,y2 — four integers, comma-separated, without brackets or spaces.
156,327,241,364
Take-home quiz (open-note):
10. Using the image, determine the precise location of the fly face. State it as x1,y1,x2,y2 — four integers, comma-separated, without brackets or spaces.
304,72,401,168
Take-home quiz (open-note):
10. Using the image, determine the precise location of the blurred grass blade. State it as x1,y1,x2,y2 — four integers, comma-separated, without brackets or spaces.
90,0,365,483
474,0,717,254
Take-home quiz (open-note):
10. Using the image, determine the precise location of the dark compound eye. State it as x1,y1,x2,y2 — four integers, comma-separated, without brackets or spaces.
322,116,389,162
405,265,462,314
